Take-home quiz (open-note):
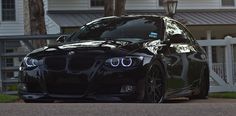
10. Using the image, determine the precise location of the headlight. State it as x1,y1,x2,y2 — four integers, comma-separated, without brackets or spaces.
105,56,143,68
23,57,39,68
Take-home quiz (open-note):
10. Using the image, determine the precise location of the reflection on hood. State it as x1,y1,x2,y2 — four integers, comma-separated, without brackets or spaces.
60,40,130,49
144,40,165,54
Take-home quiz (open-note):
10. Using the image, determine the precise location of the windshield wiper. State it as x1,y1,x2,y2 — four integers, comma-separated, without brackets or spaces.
98,38,127,47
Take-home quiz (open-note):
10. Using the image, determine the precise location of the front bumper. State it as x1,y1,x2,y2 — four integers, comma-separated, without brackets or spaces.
19,91,137,101
18,65,146,101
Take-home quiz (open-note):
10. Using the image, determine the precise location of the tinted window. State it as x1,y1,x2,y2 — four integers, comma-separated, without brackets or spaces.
176,22,196,43
70,17,163,42
166,20,192,44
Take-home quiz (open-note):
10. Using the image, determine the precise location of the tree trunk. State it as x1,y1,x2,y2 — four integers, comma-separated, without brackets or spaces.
115,0,126,16
24,0,47,48
104,0,114,16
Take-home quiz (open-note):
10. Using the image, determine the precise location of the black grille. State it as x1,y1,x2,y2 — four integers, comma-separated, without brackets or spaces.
44,56,66,70
68,55,95,72
47,83,88,95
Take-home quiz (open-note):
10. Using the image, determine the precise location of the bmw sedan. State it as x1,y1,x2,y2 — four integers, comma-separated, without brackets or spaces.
18,15,209,103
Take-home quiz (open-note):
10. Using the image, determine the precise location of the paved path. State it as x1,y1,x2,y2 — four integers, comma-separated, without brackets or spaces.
1,98,236,116
168,98,236,103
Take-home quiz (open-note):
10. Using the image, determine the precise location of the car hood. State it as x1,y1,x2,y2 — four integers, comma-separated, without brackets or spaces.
27,40,145,58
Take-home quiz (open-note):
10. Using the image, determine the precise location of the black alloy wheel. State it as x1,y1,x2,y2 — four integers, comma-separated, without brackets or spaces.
144,64,165,103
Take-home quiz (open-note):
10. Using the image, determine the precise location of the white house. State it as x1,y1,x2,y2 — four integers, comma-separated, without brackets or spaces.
0,0,58,36
46,0,236,39
0,0,24,87
0,0,24,35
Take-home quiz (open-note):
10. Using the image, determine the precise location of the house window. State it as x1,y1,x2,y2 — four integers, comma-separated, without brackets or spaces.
159,0,164,7
5,48,14,67
5,58,14,67
222,0,235,6
1,0,16,21
91,0,104,7
5,72,14,78
6,49,14,53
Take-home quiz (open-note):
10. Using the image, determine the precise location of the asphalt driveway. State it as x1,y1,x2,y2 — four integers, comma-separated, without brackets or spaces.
1,98,236,116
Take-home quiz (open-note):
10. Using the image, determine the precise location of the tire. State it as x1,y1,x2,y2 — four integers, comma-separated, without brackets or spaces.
192,66,209,99
143,62,165,103
24,99,54,103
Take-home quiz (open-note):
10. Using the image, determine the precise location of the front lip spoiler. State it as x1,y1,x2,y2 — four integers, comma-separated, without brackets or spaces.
20,93,48,100
19,92,136,101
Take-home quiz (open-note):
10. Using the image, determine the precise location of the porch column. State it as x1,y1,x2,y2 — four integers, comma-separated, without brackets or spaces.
225,36,234,85
207,30,212,72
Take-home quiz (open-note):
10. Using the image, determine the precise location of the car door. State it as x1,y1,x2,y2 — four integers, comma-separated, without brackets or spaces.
175,22,207,89
163,19,192,93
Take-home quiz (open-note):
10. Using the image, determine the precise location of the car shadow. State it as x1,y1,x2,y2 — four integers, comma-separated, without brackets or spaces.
53,97,191,103
164,97,190,103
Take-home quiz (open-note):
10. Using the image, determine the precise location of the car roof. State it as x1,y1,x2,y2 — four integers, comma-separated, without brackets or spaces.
121,15,164,18
85,15,166,26
93,15,165,21
108,15,166,20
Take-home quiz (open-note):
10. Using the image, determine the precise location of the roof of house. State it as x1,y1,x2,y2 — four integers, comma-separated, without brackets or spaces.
48,9,236,27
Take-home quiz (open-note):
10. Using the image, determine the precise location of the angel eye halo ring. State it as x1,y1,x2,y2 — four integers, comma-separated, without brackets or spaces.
121,58,132,67
106,56,143,68
110,58,120,67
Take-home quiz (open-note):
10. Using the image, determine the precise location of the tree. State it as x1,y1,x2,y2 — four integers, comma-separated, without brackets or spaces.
24,0,47,48
104,0,126,16
115,0,126,16
104,0,114,16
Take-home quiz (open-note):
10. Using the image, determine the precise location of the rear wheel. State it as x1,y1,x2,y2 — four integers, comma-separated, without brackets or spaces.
144,64,165,103
192,66,209,99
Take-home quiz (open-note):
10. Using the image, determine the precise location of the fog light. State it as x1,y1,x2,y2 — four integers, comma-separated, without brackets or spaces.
120,85,135,93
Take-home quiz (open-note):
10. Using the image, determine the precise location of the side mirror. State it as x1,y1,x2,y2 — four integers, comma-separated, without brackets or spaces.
56,35,68,43
168,34,189,44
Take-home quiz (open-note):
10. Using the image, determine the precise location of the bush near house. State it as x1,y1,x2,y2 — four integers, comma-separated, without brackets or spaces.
5,85,18,91
0,94,19,103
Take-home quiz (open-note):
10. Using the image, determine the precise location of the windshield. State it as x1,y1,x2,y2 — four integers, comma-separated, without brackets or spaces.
69,16,164,42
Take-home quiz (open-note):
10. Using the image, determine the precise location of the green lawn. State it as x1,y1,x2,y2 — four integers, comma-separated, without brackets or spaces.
0,94,19,103
209,92,236,99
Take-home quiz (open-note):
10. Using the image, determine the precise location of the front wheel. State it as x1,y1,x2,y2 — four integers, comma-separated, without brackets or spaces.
144,64,165,103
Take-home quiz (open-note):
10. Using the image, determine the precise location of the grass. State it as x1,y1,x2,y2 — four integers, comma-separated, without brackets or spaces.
0,94,19,103
209,92,236,99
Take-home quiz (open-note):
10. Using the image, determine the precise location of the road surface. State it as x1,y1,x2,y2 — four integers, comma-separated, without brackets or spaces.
0,98,236,116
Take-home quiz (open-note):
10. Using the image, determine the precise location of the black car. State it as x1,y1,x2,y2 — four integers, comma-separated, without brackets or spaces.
18,15,209,103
